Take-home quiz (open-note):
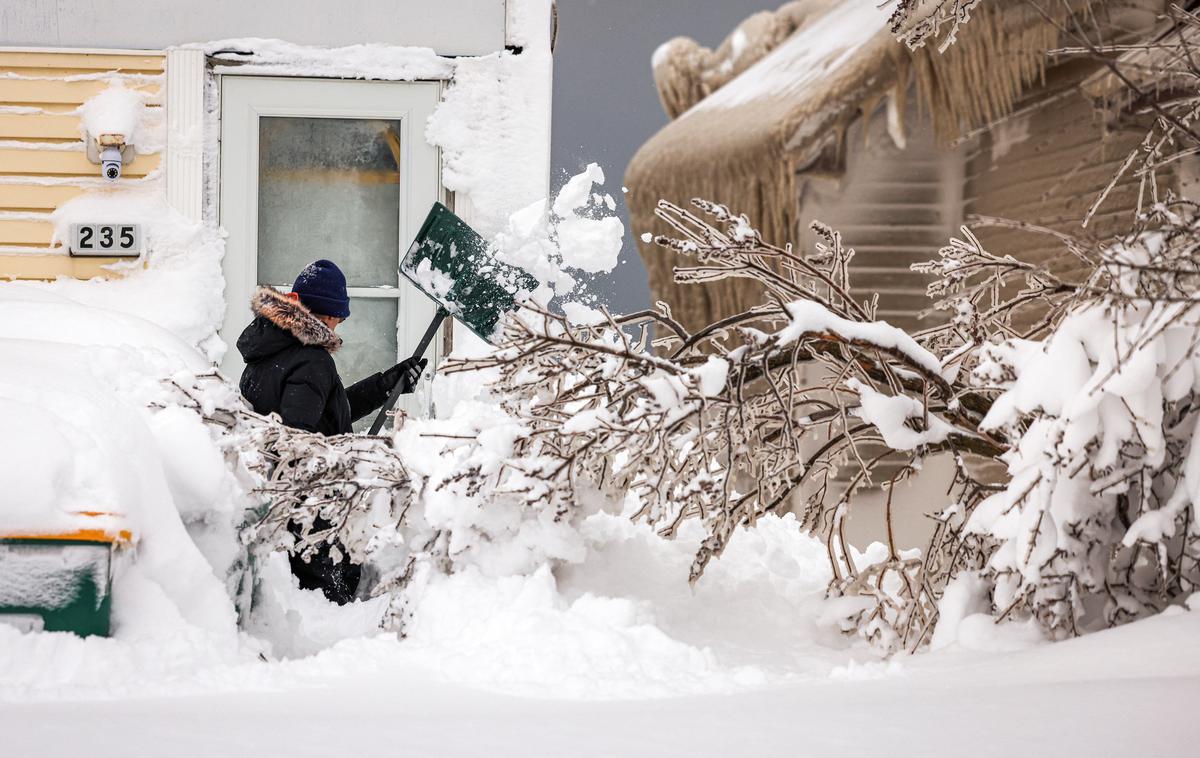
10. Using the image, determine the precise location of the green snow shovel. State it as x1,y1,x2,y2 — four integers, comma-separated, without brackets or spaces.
367,202,538,435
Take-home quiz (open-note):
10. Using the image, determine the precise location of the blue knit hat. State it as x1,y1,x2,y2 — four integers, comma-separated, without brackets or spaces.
292,259,350,319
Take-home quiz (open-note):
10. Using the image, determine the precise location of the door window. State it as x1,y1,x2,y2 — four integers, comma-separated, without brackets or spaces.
257,116,403,389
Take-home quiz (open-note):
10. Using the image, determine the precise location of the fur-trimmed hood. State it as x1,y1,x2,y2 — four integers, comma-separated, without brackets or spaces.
246,286,342,354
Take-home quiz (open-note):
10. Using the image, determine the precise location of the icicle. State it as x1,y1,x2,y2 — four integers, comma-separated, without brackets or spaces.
887,52,910,151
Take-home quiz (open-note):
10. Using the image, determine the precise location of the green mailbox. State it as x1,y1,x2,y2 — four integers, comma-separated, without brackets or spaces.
0,537,116,637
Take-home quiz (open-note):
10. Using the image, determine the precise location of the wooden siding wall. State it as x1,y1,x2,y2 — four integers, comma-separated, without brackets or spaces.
0,49,164,279
965,59,1150,286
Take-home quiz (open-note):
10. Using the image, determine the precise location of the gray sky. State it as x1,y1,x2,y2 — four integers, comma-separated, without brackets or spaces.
550,0,771,315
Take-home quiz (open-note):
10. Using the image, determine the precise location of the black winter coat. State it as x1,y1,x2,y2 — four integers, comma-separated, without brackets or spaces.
237,287,393,436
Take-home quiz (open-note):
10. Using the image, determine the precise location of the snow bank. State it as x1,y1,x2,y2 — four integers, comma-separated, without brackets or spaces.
18,184,229,361
1,511,871,702
0,288,244,640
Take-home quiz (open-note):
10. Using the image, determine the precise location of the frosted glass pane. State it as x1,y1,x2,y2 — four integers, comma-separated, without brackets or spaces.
334,297,399,393
257,117,401,288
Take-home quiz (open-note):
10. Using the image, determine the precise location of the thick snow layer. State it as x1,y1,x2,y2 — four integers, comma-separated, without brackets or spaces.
427,39,551,239
77,82,146,144
0,285,206,372
72,77,165,156
191,38,453,80
780,299,943,376
561,300,606,326
33,187,229,361
2,597,1197,756
848,378,952,450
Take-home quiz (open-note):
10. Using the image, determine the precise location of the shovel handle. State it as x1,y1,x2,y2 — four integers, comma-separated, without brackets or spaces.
367,306,449,436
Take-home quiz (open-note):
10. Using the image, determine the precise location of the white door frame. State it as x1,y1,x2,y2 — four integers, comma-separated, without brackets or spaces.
218,76,444,408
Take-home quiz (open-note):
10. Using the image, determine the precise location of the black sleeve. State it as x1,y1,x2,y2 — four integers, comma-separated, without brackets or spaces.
346,371,392,422
279,355,335,432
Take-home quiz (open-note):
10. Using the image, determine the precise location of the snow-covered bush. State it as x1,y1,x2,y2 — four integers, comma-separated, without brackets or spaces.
954,208,1200,636
438,194,1200,651
445,200,987,651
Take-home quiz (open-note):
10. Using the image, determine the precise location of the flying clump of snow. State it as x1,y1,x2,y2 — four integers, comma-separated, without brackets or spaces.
489,162,626,312
553,163,624,274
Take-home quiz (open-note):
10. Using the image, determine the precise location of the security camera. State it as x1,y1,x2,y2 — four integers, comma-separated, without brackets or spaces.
100,146,123,181
86,133,134,181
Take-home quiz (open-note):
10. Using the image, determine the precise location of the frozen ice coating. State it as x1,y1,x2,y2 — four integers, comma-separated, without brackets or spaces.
689,1,890,114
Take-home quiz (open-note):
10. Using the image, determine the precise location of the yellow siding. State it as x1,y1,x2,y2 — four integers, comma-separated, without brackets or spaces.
0,78,162,106
0,148,160,176
0,184,84,210
0,48,164,280
0,219,54,245
0,51,163,72
0,254,133,279
0,113,82,139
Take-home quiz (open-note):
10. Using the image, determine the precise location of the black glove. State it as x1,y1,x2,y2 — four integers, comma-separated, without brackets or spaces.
383,357,428,394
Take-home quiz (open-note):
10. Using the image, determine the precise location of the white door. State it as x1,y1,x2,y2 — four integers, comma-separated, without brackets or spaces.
219,76,442,424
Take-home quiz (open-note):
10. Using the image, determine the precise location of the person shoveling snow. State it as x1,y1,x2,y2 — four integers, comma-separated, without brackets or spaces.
235,205,535,607
236,258,426,603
